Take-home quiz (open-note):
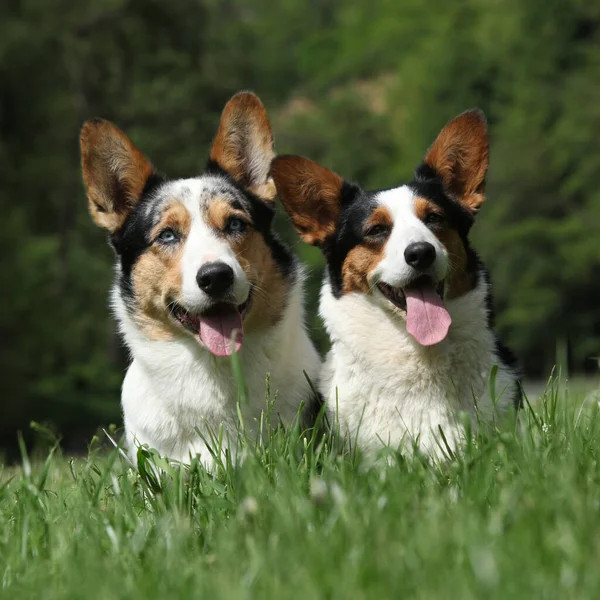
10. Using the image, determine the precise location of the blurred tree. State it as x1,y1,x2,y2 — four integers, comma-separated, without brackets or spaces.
0,0,598,454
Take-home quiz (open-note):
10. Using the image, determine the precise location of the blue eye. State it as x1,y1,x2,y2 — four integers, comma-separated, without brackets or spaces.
226,217,247,234
157,229,178,244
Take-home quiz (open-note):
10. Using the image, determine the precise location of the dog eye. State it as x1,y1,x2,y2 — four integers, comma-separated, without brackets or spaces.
157,228,179,244
364,224,391,239
425,212,445,227
225,217,247,234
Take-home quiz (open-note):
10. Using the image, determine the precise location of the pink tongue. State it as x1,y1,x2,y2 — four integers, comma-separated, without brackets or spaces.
405,282,452,346
199,306,243,357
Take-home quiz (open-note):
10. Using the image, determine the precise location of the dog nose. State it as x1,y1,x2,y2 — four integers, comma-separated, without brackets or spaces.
196,262,234,296
404,242,436,270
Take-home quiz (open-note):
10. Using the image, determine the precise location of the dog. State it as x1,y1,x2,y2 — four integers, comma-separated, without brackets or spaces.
271,109,521,459
80,92,321,466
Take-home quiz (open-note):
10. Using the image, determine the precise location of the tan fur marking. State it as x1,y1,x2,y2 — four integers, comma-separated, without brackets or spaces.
150,201,192,241
131,246,185,341
132,201,191,340
341,206,392,294
230,230,287,331
414,197,474,299
206,199,247,231
414,197,431,222
210,92,276,202
342,243,386,295
365,205,393,230
80,120,153,232
424,110,488,214
271,155,344,246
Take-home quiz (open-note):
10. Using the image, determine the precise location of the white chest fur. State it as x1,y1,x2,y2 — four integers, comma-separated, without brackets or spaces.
319,277,517,459
114,280,321,466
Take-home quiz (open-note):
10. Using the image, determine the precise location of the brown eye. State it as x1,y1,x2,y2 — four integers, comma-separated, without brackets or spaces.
364,224,391,239
424,212,445,227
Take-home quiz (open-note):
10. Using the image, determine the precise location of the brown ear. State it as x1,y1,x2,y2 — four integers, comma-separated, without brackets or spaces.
423,109,489,213
210,91,276,203
271,155,344,246
80,119,154,232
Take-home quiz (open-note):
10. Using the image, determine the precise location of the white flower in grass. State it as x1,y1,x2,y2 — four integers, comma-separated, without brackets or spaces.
239,496,259,519
309,477,328,505
469,546,499,588
310,477,346,506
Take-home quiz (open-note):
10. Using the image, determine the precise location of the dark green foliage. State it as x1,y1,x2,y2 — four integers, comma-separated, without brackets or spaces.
0,0,599,450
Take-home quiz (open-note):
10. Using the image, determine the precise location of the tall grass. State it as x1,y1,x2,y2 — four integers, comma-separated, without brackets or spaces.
1,376,599,599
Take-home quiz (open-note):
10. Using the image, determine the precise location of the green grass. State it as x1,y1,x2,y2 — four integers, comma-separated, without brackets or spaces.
2,378,600,599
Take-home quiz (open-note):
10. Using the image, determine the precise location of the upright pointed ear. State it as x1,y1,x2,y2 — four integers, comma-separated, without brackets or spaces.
210,91,276,203
271,155,344,246
80,119,154,232
423,109,489,214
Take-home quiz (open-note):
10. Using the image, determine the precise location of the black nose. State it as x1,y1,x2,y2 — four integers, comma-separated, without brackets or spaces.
196,262,234,297
404,242,436,270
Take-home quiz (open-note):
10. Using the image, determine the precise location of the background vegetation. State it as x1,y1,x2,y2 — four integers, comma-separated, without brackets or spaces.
1,0,599,454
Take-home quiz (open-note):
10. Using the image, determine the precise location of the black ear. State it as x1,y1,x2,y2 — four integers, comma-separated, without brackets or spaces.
423,109,489,214
271,155,344,246
210,91,276,203
80,119,154,232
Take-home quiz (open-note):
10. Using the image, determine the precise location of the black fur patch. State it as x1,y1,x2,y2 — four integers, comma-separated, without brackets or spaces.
495,338,523,409
110,173,166,307
321,182,368,297
479,265,523,409
410,162,475,238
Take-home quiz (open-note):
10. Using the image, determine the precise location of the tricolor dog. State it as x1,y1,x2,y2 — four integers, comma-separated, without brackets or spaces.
80,92,320,466
272,109,521,459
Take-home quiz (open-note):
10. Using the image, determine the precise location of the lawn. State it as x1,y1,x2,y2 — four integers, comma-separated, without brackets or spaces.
1,378,600,599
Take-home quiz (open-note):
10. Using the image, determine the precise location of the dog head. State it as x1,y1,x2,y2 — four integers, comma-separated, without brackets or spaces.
271,109,488,346
81,92,293,356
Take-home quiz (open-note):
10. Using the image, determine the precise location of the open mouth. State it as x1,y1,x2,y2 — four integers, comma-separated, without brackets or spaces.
377,277,444,311
168,288,253,357
377,282,407,310
376,277,450,347
169,293,252,331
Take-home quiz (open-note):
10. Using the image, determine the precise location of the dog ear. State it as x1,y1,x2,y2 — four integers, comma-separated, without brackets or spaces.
80,119,155,232
210,91,276,203
271,155,344,246
423,109,489,214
